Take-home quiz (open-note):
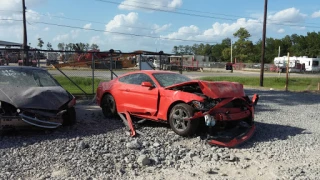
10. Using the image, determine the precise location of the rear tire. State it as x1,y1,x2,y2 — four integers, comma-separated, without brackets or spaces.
169,103,199,136
62,107,76,126
101,94,118,118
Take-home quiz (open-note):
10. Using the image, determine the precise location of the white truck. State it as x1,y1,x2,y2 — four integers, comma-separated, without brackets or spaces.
46,52,59,66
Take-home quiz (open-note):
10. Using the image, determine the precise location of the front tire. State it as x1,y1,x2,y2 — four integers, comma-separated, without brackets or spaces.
169,103,199,136
62,107,76,126
101,94,117,118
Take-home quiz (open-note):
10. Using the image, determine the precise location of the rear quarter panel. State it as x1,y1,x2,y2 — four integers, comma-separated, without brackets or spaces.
96,79,117,106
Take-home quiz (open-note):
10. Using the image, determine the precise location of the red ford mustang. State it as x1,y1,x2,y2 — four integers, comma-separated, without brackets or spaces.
96,70,259,147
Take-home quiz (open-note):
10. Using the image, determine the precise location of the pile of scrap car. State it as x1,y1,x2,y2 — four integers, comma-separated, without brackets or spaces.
0,66,259,148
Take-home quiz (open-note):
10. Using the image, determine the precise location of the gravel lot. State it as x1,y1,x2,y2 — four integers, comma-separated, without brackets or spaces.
1,89,320,180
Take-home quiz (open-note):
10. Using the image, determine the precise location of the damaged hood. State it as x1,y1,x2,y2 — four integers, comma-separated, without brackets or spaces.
0,86,71,110
199,81,245,98
165,80,245,99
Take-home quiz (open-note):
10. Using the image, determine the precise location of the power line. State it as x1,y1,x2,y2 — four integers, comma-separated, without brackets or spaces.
95,0,239,21
116,0,246,18
26,10,227,38
30,20,219,44
25,8,320,42
95,0,320,27
122,0,320,26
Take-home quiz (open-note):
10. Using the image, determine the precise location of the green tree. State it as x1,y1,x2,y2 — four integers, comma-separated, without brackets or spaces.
37,38,44,49
233,27,254,61
172,46,179,54
85,43,90,51
47,42,53,50
222,48,231,61
90,43,99,50
57,43,65,51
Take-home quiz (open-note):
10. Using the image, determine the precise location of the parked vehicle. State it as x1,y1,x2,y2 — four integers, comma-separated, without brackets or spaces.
0,66,76,131
96,70,259,147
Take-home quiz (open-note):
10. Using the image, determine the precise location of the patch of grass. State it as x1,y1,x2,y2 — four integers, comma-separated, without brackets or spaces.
200,76,320,91
54,76,108,94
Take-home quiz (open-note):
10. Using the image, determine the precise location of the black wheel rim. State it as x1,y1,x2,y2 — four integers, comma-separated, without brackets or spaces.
172,108,189,132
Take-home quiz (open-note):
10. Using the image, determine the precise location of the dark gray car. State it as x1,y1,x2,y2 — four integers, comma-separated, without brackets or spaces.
0,66,76,131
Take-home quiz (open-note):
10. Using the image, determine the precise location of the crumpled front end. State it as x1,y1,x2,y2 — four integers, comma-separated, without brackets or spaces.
0,96,76,130
18,109,66,129
189,94,259,147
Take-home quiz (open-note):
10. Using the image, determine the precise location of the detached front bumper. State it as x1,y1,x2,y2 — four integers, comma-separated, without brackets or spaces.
190,94,259,147
207,124,256,147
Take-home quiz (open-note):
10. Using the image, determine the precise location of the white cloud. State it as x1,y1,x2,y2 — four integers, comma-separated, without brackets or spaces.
277,28,285,33
89,36,105,46
83,23,92,30
53,29,80,42
159,7,310,46
268,7,307,24
311,11,320,18
26,10,41,21
161,18,263,44
105,12,138,33
0,0,47,14
44,27,50,31
163,25,200,40
71,29,80,39
53,33,69,42
152,23,171,34
118,0,182,11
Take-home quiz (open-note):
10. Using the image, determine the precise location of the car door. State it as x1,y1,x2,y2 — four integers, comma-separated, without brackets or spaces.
118,73,159,116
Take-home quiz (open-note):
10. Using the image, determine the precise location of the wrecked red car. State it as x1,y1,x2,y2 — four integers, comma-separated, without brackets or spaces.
0,66,76,131
96,70,259,147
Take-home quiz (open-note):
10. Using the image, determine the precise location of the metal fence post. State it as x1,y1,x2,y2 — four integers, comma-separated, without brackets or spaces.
179,56,183,74
139,54,142,70
92,52,95,94
37,50,40,68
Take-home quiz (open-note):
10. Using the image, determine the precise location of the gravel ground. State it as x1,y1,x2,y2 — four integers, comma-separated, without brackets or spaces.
1,89,320,180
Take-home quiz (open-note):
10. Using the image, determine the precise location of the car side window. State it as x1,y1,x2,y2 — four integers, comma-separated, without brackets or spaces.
118,74,131,84
119,73,155,86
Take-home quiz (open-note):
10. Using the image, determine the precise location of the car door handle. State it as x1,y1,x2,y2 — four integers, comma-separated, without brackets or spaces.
126,89,130,92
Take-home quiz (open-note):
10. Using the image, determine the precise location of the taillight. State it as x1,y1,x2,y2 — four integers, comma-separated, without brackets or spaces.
68,97,76,108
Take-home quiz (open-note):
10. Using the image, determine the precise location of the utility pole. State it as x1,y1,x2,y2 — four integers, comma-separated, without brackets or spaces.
260,0,268,87
22,0,29,66
231,40,233,63
231,40,233,73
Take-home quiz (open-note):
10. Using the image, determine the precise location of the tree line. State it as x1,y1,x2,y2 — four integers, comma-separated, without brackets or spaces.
37,38,99,52
172,28,320,63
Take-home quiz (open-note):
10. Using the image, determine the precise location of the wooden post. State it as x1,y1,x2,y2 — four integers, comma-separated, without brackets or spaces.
318,82,320,91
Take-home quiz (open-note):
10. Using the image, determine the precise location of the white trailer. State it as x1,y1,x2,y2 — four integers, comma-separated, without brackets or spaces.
273,56,304,73
296,56,320,72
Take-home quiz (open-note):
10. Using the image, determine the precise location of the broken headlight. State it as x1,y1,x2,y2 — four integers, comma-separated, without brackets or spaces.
191,99,218,111
191,101,204,110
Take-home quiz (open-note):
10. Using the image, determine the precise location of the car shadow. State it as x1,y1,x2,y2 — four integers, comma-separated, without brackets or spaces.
0,105,125,150
238,121,308,149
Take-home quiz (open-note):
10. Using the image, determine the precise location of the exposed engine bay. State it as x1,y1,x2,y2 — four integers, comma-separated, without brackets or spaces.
167,81,258,147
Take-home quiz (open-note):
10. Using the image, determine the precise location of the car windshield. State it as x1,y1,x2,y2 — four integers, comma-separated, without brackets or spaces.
0,68,60,87
152,73,191,87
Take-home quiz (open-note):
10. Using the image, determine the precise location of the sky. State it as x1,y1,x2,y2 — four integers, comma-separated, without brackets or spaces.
0,0,320,53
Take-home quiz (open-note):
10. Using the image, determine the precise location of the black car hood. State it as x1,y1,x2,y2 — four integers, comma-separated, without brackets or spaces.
0,86,71,110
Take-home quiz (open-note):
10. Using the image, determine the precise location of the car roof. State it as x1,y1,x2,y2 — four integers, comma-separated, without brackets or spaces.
0,66,46,71
130,70,178,75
